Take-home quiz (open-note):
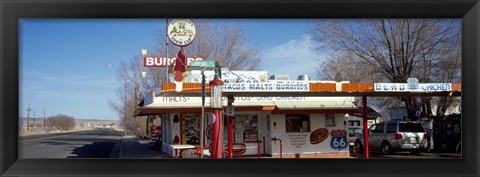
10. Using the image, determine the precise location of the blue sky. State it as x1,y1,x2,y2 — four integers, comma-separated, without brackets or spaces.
19,19,321,120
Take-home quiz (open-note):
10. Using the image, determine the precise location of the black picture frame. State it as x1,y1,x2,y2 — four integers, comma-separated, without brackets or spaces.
1,0,478,177
325,114,335,127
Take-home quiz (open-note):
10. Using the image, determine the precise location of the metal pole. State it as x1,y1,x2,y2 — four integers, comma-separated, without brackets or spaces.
44,108,46,129
362,95,370,159
34,110,36,129
200,68,205,158
166,18,169,83
227,96,234,158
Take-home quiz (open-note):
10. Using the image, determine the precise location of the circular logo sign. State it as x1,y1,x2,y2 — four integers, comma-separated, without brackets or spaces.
168,19,196,46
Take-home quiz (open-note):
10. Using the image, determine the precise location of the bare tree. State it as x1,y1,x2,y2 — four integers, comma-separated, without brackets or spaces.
311,19,461,118
110,20,263,136
155,20,263,70
45,114,76,131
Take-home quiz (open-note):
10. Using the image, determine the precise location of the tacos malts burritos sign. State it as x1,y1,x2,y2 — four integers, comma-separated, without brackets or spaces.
168,19,196,47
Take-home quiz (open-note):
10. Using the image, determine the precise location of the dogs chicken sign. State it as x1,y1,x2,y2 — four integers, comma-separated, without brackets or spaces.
167,19,197,92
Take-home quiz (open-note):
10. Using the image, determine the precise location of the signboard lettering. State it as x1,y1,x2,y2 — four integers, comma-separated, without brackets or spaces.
222,83,309,92
191,60,216,68
374,83,451,92
144,57,203,67
288,133,308,148
153,96,321,104
407,78,419,89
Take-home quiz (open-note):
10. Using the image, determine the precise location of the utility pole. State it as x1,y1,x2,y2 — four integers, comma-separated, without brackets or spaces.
34,110,36,130
26,105,32,131
44,108,46,129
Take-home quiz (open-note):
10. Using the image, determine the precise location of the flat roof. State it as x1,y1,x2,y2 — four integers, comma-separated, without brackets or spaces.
156,91,461,97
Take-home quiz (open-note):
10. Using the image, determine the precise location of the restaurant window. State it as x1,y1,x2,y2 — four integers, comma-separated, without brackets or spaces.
349,120,361,127
286,114,310,132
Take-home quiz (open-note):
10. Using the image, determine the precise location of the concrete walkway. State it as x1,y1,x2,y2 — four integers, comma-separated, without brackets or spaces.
111,135,172,158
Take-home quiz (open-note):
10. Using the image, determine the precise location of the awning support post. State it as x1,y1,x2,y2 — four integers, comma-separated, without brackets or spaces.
227,95,234,158
362,95,370,159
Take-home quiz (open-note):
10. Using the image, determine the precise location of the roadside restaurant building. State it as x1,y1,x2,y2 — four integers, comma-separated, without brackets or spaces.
135,69,461,158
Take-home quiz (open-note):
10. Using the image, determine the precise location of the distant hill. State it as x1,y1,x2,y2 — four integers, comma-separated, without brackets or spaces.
19,117,119,127
75,119,119,125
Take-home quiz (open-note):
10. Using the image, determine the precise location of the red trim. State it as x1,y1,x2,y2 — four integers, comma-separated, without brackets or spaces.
137,106,276,115
137,107,358,116
272,108,358,114
137,107,356,115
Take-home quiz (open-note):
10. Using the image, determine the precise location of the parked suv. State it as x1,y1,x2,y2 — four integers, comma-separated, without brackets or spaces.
354,121,428,155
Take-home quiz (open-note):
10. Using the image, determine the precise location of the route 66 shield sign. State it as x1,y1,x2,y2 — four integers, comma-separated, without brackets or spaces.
330,136,348,150
329,129,348,150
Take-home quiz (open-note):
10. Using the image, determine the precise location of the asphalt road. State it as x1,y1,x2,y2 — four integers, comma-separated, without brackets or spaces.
19,128,122,158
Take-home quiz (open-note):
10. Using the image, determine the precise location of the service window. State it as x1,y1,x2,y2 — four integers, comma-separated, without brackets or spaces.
286,114,310,132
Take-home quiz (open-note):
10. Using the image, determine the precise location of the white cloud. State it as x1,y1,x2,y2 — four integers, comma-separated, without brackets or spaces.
263,34,324,78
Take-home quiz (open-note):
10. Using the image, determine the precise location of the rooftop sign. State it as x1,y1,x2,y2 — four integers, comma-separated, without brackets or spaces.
144,57,203,67
223,83,310,92
374,83,452,92
168,19,196,47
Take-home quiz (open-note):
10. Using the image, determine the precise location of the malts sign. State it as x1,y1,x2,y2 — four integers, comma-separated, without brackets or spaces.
144,57,204,67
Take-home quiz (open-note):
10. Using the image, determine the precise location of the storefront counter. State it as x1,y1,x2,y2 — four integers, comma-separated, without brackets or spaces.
170,144,196,158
